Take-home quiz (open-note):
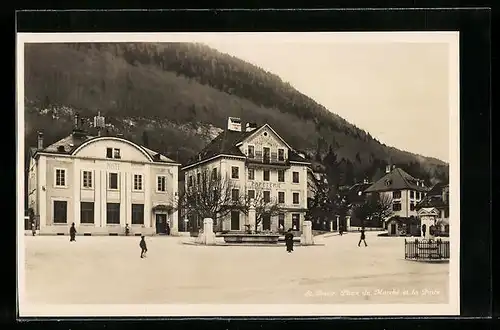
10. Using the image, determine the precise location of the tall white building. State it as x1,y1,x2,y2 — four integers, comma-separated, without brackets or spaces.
364,166,429,236
182,117,311,233
27,114,181,236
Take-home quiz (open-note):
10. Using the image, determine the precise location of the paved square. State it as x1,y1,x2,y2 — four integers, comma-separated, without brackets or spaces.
23,231,449,304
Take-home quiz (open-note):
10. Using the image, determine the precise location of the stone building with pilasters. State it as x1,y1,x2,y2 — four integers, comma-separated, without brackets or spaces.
27,115,181,236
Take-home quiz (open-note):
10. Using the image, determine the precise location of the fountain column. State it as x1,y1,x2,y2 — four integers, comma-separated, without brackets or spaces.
300,220,314,245
248,198,256,232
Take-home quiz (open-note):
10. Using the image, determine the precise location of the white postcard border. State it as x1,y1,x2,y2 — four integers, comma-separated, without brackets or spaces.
16,31,460,317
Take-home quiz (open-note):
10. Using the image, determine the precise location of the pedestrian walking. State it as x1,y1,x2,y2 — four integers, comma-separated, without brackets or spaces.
284,228,294,253
69,223,77,242
31,222,36,236
166,222,171,235
139,235,148,258
125,223,130,236
358,228,367,247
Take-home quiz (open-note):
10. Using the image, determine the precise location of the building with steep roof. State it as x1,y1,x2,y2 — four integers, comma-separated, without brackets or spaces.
27,113,181,236
364,166,429,235
182,117,311,233
416,182,449,234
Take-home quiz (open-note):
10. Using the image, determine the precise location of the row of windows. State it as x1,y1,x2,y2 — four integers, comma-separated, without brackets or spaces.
230,211,301,231
55,169,167,192
231,189,301,204
392,191,424,199
187,168,301,186
53,200,145,225
392,202,418,211
246,145,286,161
232,167,300,182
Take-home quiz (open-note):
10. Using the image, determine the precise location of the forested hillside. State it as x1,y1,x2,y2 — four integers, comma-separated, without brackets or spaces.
24,42,449,187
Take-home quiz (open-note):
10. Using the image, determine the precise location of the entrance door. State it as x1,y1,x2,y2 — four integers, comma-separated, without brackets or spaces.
262,213,271,231
231,211,240,231
156,214,167,234
390,223,396,235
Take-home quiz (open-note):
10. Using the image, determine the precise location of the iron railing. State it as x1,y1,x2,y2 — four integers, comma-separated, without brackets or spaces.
404,238,450,260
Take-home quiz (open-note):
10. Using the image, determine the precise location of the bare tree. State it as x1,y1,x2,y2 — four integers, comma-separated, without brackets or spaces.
240,189,283,233
177,169,243,232
354,192,393,228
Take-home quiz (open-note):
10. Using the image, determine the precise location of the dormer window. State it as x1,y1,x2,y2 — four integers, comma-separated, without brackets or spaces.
106,148,121,159
385,179,392,186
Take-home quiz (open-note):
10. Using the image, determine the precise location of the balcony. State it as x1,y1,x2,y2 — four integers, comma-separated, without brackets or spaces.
246,151,290,169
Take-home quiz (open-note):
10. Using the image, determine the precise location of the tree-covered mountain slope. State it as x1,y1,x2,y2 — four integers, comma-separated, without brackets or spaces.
23,42,449,185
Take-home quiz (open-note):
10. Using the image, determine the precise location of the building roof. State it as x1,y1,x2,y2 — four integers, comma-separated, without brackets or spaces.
347,182,373,203
386,216,420,225
364,168,429,193
415,182,449,210
32,130,178,164
415,195,448,210
184,124,310,168
426,182,449,196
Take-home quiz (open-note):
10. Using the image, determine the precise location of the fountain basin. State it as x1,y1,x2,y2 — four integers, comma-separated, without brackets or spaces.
221,233,280,244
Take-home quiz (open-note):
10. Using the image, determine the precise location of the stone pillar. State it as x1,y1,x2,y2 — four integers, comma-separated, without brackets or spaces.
170,169,179,235
37,156,47,230
336,215,340,232
248,199,256,232
73,160,80,228
346,216,351,231
300,220,314,245
329,220,333,232
195,218,216,245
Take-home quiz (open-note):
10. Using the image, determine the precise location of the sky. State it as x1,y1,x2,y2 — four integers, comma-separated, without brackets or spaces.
201,34,453,163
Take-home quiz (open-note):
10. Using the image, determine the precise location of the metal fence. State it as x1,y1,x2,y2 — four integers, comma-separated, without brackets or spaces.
404,239,450,260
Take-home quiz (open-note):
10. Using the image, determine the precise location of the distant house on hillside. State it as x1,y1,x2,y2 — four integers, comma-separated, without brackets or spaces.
416,182,449,236
364,165,429,236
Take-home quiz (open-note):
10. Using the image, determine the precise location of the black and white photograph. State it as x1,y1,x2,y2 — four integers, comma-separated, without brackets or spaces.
16,32,460,317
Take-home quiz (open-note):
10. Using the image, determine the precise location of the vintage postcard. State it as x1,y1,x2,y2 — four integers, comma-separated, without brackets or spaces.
16,32,460,317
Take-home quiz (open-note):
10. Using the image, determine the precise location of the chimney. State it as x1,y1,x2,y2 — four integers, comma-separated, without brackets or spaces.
245,122,257,132
227,117,242,132
385,165,392,174
37,131,44,150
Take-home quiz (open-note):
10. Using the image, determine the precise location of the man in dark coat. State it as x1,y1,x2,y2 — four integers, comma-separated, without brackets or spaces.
140,235,148,258
284,228,294,253
69,223,77,242
358,228,367,247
